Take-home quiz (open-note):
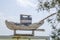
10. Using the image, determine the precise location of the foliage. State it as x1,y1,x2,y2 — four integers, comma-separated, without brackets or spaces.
37,0,60,40
47,18,60,40
38,0,60,11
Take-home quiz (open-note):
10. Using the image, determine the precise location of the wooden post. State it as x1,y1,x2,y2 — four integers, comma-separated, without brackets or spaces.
32,30,34,36
14,30,16,35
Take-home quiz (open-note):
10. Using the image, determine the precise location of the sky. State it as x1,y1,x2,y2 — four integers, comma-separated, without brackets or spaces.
0,0,57,36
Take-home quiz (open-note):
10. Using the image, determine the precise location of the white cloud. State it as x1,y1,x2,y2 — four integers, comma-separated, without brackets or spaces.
16,0,36,8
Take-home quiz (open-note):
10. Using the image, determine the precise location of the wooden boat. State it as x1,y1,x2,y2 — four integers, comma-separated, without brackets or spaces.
5,13,56,30
5,20,44,30
5,13,56,36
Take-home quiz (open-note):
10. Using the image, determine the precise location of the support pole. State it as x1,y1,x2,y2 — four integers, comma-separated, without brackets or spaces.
32,30,34,36
14,30,16,35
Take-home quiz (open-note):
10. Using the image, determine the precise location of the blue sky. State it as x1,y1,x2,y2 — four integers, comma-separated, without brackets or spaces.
0,0,57,36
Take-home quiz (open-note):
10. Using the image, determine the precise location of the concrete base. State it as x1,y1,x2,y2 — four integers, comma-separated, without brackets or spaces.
0,36,50,40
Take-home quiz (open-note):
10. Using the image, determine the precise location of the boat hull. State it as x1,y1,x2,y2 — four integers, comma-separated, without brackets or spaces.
5,20,44,30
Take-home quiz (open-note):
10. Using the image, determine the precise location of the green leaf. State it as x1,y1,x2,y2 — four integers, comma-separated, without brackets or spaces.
58,10,60,13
